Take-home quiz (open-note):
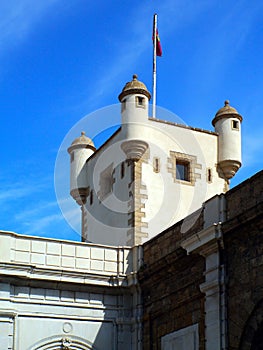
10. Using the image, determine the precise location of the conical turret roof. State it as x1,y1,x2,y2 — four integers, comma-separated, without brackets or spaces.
68,131,95,153
118,74,151,101
212,100,243,126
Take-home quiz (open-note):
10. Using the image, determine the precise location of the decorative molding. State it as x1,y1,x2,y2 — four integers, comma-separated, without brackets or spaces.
70,187,89,205
168,150,202,185
181,224,222,255
121,140,148,161
217,159,241,180
31,335,94,350
200,279,220,296
0,263,128,287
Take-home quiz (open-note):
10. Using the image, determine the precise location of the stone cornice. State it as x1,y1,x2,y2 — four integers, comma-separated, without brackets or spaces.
0,263,128,288
181,224,223,256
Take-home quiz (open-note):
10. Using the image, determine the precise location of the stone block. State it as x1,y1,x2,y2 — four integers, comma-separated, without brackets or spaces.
31,253,45,265
75,258,90,270
61,290,74,302
45,289,60,301
76,245,90,258
0,283,10,299
75,291,90,303
46,242,61,255
90,293,103,305
15,251,30,263
31,240,45,254
14,286,30,298
46,255,60,266
15,238,30,251
61,256,74,268
30,288,45,300
62,244,75,257
90,247,104,260
105,249,118,261
90,260,104,271
104,261,118,272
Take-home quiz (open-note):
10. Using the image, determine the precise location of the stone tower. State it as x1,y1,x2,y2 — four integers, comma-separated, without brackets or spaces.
68,131,96,241
212,100,242,183
68,75,243,246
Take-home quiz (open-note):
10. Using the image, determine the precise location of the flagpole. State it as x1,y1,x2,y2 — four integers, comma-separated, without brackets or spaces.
152,13,157,119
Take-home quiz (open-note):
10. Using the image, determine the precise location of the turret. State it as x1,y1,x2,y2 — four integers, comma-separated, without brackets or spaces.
118,74,151,160
212,100,243,181
67,131,96,205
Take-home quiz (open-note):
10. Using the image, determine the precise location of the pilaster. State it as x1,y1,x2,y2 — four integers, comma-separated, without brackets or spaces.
181,224,227,350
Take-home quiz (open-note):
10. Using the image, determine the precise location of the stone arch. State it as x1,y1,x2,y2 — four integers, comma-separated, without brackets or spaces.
30,335,95,350
239,299,263,350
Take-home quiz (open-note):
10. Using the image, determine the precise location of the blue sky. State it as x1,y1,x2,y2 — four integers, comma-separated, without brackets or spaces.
1,0,262,241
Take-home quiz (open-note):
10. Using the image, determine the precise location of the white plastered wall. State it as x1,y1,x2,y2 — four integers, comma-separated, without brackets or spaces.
82,115,226,246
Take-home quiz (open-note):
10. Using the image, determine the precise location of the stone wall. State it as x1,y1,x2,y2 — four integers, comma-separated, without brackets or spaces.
139,170,263,350
226,170,263,220
223,170,263,349
138,215,206,349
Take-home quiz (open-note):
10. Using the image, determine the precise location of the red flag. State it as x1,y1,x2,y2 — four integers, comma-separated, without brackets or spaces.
156,29,162,56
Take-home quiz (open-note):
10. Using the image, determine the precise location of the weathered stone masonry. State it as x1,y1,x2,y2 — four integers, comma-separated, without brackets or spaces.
138,170,263,350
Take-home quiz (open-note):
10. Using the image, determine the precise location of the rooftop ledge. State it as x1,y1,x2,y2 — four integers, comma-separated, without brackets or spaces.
0,230,139,287
148,117,218,136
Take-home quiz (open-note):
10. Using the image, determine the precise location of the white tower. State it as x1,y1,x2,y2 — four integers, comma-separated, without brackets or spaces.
67,131,96,205
118,74,151,160
212,100,243,182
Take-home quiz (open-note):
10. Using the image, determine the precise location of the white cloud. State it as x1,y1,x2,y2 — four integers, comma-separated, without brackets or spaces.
0,178,50,202
0,174,64,235
0,0,60,55
190,1,263,88
14,200,58,221
80,0,217,108
22,212,63,236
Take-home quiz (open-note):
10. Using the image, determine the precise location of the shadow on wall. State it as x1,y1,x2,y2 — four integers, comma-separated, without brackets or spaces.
239,299,263,350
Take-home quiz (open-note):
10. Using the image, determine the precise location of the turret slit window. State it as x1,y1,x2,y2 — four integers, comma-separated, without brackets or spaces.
121,161,125,178
232,120,239,130
207,168,212,183
70,152,74,163
90,190,93,205
153,157,160,173
176,160,190,182
136,96,145,108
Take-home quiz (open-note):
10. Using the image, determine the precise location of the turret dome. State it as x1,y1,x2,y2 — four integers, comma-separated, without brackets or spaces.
212,100,243,126
71,131,94,147
68,131,95,153
118,74,151,101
